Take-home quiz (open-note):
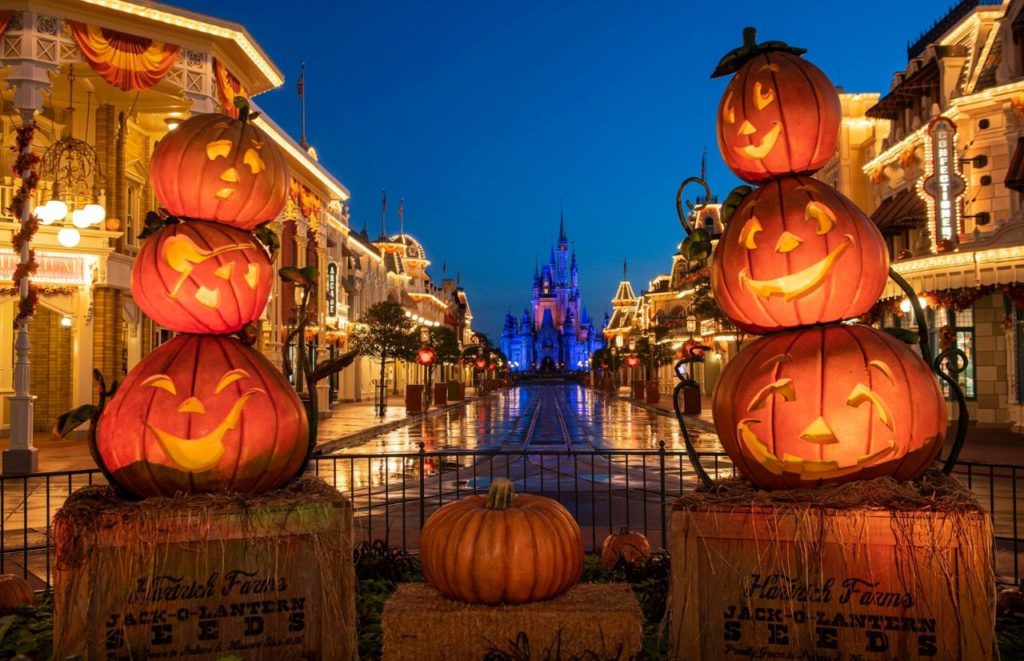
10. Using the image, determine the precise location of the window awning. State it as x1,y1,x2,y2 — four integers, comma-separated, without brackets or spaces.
1006,138,1024,193
871,189,927,235
866,60,939,120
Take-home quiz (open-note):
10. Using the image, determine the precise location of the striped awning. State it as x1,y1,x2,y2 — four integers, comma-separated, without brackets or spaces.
871,189,927,235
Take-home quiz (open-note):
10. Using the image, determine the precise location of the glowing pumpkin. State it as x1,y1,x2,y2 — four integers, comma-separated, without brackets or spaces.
711,176,889,334
96,334,308,497
711,324,946,490
131,220,272,335
625,354,640,368
600,528,652,570
419,478,583,604
150,112,288,229
715,29,840,183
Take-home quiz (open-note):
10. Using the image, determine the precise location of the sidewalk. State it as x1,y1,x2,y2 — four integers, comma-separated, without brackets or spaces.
0,390,483,474
594,385,1024,468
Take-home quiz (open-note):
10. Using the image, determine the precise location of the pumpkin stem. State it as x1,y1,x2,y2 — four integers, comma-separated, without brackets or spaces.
618,527,631,535
485,478,516,510
742,27,757,48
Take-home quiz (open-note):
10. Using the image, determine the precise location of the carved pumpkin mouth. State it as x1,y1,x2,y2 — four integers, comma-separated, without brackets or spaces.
149,387,264,472
737,419,897,480
738,235,852,301
735,122,782,160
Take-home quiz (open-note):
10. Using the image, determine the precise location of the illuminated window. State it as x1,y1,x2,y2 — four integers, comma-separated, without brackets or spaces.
929,306,975,400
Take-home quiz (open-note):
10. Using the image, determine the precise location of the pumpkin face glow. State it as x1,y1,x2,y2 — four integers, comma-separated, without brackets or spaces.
711,176,889,334
712,325,946,490
718,52,840,183
131,221,272,334
96,334,308,497
150,113,288,229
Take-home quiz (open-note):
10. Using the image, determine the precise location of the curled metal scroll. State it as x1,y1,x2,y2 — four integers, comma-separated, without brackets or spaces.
676,176,712,237
888,268,970,474
672,348,715,489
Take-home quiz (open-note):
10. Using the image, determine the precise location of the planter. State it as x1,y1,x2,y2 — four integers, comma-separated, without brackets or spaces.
678,384,701,415
433,382,448,407
406,384,425,413
645,380,660,405
631,380,644,401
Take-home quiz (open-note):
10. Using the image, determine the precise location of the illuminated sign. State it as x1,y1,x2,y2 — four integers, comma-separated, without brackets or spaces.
918,117,966,251
0,251,88,285
326,262,338,316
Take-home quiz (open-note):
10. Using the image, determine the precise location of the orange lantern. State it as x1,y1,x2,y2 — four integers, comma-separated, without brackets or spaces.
475,357,487,370
96,334,309,497
131,220,272,334
625,354,640,368
711,176,889,334
150,112,289,229
711,324,946,490
714,29,840,183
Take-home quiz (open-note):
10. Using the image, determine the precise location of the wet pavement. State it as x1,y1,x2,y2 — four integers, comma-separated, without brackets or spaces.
332,381,722,455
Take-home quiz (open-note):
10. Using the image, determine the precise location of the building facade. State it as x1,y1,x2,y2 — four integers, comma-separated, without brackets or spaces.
501,217,603,373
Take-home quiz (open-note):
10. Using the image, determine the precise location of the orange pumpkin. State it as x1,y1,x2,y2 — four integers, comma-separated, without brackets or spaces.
419,478,583,604
0,574,34,608
715,30,840,183
96,334,308,497
712,324,946,490
711,176,889,334
150,112,288,229
601,528,652,570
131,220,273,334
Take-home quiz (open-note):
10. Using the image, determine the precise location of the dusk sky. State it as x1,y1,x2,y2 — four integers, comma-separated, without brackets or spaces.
178,0,943,338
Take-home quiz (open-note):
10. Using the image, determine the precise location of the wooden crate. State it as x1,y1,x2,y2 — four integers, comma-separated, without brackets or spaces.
53,478,356,660
382,583,643,660
669,481,996,660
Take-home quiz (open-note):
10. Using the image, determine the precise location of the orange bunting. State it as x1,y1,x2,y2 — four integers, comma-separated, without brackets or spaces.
213,58,249,119
289,180,323,220
69,22,179,91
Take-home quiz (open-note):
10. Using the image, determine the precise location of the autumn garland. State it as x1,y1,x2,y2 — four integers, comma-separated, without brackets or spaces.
863,284,1024,326
9,121,40,323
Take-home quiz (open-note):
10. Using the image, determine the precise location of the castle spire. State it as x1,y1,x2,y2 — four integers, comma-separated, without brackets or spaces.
559,200,567,244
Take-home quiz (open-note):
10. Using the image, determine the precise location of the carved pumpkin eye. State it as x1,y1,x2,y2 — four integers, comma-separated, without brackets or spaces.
206,140,233,160
244,263,260,289
747,378,796,412
846,383,894,431
754,81,775,110
738,216,763,249
142,374,177,395
805,201,837,234
215,368,252,394
243,148,266,174
722,91,736,125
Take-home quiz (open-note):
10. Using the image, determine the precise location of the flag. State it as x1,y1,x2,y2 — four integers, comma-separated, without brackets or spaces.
397,198,404,224
297,61,305,98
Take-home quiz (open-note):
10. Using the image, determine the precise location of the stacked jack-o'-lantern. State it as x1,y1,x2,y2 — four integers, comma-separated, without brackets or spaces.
94,106,308,498
709,29,947,490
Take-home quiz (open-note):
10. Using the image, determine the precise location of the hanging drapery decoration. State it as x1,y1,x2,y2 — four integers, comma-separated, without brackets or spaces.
289,180,323,220
0,11,14,38
68,22,179,91
213,58,248,118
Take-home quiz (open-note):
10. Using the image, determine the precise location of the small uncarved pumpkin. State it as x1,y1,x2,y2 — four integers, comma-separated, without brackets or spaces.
419,478,583,605
0,574,34,608
601,528,652,570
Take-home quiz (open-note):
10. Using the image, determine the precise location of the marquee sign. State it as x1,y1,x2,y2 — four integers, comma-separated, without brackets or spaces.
918,117,966,251
0,251,88,286
326,262,338,316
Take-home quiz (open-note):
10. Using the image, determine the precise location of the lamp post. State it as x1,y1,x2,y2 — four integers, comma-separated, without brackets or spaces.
417,325,435,409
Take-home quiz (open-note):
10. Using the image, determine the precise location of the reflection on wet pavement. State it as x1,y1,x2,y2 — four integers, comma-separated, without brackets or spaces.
332,382,723,454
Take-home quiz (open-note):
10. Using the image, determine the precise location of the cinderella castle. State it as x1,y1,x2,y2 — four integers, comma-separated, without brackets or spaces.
501,215,604,373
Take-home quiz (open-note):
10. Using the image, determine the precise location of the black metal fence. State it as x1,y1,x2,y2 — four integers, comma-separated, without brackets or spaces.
1,448,1020,589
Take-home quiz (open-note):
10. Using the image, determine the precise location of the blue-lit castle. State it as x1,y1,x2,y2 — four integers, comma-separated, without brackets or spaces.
501,217,604,373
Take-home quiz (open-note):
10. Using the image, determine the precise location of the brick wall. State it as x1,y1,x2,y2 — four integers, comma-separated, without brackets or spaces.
28,306,72,431
92,287,124,400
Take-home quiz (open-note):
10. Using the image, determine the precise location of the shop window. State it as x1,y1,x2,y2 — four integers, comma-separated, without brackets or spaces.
929,306,976,400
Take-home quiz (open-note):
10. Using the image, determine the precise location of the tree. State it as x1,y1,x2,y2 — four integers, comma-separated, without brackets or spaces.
350,300,418,415
429,326,461,381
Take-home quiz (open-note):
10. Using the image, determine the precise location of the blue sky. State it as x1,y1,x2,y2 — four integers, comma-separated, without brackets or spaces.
177,0,947,338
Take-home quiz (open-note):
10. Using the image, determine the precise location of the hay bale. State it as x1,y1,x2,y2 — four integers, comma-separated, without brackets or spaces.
669,469,996,660
382,583,643,660
53,477,356,660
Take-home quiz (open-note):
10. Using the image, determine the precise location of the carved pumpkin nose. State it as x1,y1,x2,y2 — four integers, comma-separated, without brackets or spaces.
800,416,837,444
220,167,239,183
177,397,207,415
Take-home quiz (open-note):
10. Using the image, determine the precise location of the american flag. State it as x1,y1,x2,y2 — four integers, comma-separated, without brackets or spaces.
297,61,305,98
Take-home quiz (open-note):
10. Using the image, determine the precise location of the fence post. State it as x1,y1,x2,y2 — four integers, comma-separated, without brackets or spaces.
658,440,667,550
418,442,426,530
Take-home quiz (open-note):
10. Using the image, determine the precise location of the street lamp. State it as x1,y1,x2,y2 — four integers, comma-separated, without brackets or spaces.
686,314,697,335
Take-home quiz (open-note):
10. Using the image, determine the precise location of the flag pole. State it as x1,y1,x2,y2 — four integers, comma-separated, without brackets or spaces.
298,60,308,149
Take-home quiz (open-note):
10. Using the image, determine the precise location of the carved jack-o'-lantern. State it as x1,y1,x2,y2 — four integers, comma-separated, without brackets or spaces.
711,176,889,334
712,324,946,490
96,334,308,497
131,221,273,335
714,29,840,183
150,112,288,229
